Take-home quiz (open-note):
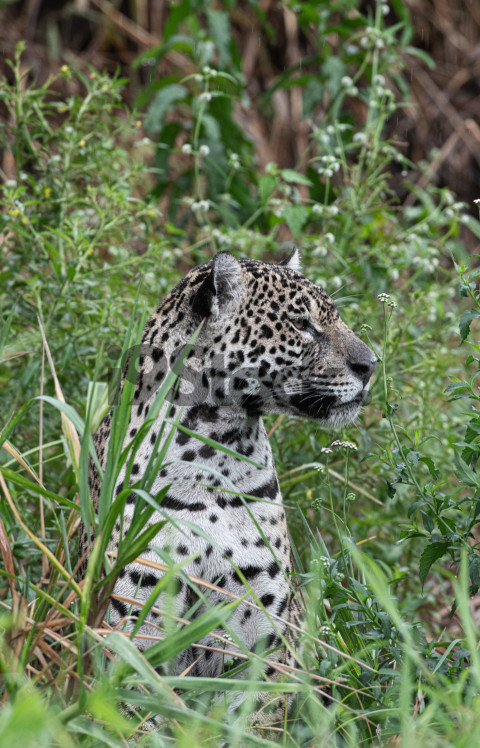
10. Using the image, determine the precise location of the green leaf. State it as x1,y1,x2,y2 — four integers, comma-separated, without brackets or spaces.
280,169,313,186
420,510,434,533
459,309,480,342
0,466,77,510
144,84,188,136
282,205,309,236
258,175,276,204
419,543,449,591
404,46,435,69
206,9,231,67
454,452,480,488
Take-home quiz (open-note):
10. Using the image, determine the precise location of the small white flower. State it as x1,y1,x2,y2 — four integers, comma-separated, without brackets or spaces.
320,447,333,454
324,232,335,243
324,169,333,178
474,198,480,204
460,214,470,224
327,205,339,216
192,199,210,213
353,132,367,143
314,246,328,257
319,556,330,567
331,440,357,451
312,204,323,216
181,143,193,154
199,92,212,102
382,3,390,14
377,292,390,302
199,144,210,156
341,76,354,87
65,126,73,134
373,74,386,86
319,625,330,636
326,125,335,134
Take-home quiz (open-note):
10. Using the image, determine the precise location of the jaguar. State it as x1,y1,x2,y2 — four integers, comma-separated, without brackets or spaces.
79,248,376,730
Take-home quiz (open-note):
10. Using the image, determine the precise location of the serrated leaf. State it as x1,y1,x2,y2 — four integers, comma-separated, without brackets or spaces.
282,205,309,236
420,510,434,533
460,309,480,342
454,452,480,488
419,542,449,591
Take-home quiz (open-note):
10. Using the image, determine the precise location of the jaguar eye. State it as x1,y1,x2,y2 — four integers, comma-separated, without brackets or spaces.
292,319,308,331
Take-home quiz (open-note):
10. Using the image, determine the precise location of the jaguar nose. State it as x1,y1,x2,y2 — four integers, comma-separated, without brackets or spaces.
347,347,377,388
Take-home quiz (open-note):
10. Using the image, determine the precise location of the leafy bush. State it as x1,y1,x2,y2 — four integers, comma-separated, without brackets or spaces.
2,1,480,745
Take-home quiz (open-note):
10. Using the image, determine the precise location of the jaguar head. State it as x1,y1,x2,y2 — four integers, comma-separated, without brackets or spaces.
189,250,377,428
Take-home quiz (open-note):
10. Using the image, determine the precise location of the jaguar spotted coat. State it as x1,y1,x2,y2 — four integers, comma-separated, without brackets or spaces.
79,248,376,728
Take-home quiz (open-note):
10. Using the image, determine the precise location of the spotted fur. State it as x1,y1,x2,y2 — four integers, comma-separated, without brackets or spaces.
79,249,376,729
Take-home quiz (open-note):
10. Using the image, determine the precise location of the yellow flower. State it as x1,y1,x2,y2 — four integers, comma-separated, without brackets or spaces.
44,187,51,198
9,208,20,217
21,216,29,224
90,72,96,79
136,120,141,128
306,489,312,500
86,246,93,256
79,139,85,148
101,84,108,92
61,65,69,73
147,209,156,216
58,106,67,113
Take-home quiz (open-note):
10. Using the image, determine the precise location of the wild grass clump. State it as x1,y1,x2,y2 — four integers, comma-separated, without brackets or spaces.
1,1,480,745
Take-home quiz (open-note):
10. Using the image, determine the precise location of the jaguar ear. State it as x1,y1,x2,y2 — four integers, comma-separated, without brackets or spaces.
192,252,243,320
278,246,302,272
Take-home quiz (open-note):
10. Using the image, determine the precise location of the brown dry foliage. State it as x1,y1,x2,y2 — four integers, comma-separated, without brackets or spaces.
1,0,480,217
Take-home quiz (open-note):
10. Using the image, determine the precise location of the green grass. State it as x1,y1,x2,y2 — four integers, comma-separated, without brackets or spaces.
2,2,480,743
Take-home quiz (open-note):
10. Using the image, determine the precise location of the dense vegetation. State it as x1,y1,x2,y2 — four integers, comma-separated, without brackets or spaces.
1,2,480,745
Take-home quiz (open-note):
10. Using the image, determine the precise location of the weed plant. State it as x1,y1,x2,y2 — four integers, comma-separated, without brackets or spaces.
1,1,480,745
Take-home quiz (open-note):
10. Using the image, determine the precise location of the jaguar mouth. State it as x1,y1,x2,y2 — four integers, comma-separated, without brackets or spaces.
282,386,371,424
